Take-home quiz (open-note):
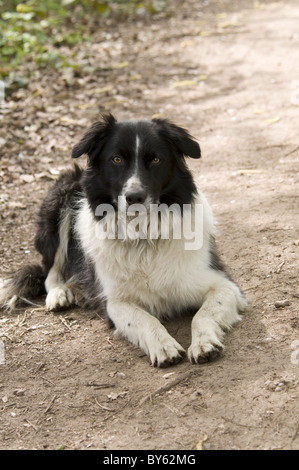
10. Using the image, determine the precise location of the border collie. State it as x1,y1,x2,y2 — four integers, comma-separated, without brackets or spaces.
0,114,247,367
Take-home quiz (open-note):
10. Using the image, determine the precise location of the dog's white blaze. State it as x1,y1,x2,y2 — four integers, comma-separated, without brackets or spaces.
121,135,143,196
135,134,140,161
123,134,142,193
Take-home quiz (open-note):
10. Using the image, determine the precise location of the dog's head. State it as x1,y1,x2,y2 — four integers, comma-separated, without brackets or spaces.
72,114,201,214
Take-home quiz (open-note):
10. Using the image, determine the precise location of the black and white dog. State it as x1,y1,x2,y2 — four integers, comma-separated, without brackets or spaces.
0,114,247,367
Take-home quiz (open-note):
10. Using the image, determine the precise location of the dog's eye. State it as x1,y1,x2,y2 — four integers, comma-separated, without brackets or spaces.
112,156,123,165
151,157,161,165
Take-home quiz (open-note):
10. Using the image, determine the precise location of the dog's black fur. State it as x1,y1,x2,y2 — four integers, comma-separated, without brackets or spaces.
73,114,200,217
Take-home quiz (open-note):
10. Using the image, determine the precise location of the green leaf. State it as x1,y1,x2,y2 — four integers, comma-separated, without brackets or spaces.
16,3,35,13
94,3,108,14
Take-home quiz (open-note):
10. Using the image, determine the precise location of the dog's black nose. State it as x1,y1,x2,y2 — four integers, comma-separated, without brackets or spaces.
125,190,147,205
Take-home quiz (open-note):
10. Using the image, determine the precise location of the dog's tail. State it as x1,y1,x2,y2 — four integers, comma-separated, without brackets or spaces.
0,263,46,311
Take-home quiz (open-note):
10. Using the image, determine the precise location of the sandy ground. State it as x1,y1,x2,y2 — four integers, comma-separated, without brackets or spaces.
0,0,299,450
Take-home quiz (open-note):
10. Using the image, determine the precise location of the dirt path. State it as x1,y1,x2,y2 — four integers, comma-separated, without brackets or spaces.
1,0,299,450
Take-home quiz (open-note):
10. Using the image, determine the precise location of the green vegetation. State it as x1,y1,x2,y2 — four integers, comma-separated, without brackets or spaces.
0,0,167,81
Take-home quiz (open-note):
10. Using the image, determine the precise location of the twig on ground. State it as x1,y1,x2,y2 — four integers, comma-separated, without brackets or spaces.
285,146,299,157
86,382,115,389
275,259,285,274
102,399,131,421
24,418,38,431
44,394,57,414
94,398,114,412
221,415,261,429
139,369,202,405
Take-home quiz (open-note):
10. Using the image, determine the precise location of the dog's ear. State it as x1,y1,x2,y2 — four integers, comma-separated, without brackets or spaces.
152,118,201,159
72,113,116,161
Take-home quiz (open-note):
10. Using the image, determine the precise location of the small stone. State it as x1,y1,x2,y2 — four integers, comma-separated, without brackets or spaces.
274,300,290,308
13,389,25,397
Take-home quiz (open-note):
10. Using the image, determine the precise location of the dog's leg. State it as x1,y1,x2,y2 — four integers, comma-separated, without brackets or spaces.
45,211,74,311
107,300,185,367
188,278,247,364
45,263,74,311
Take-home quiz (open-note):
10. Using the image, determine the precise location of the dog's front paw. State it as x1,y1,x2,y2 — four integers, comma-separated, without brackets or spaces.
46,285,74,311
188,319,224,364
148,333,186,368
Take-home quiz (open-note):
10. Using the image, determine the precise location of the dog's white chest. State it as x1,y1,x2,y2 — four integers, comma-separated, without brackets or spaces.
97,238,205,317
76,198,212,318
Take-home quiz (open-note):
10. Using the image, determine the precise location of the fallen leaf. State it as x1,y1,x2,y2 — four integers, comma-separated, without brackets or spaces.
152,113,165,119
7,165,21,173
103,98,127,106
77,103,96,109
253,108,265,114
49,168,60,175
129,74,142,81
194,434,208,450
107,391,128,400
93,3,108,14
60,116,78,125
217,13,227,19
264,116,281,124
218,21,236,29
199,31,211,37
20,174,34,183
7,201,26,209
171,80,197,88
254,1,266,9
111,61,129,69
180,39,195,48
86,86,114,95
